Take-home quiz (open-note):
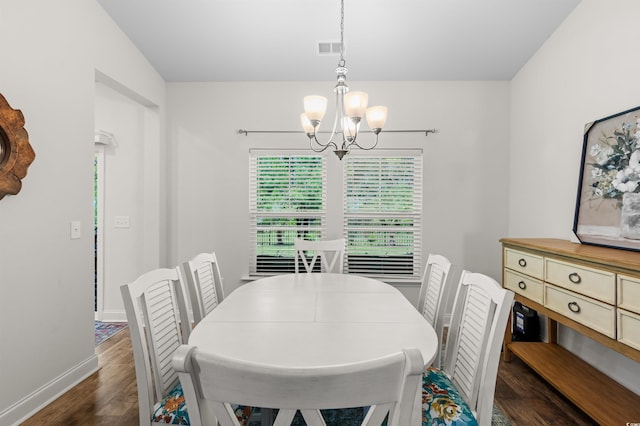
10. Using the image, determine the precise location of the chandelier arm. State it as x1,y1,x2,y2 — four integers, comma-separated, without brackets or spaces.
347,133,380,151
328,90,342,143
311,85,342,148
308,135,338,153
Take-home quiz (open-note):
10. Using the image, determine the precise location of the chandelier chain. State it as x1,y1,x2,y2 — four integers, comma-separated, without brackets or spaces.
339,0,345,64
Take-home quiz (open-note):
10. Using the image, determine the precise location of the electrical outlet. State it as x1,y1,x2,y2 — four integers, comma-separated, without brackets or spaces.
70,221,81,239
114,216,130,228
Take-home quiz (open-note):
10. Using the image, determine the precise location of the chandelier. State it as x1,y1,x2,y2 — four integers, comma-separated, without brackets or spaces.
300,0,387,160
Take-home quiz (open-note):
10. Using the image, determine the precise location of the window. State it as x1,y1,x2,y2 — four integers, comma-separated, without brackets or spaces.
249,149,422,280
249,151,326,275
343,152,422,279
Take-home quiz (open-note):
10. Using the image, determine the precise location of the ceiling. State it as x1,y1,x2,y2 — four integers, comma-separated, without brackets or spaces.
96,0,581,82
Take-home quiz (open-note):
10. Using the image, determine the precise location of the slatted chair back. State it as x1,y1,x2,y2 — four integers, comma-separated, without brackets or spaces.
121,267,192,425
416,253,457,369
173,345,424,426
294,238,345,273
183,251,225,325
440,271,514,426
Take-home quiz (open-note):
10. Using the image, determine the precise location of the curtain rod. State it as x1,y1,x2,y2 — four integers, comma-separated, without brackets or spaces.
237,129,438,136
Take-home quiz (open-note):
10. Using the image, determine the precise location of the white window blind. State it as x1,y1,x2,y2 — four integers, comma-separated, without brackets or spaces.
343,152,422,279
249,151,327,275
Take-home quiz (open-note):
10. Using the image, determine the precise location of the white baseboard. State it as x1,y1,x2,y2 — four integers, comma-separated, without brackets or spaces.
1,354,99,426
98,310,127,322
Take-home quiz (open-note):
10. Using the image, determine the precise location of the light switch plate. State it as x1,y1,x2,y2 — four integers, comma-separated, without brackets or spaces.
70,221,81,239
115,216,130,228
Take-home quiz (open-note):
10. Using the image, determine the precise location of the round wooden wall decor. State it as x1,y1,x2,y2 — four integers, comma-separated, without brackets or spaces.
0,93,35,200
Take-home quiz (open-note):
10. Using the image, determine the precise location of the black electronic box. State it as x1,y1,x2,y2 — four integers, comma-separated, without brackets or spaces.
512,301,539,342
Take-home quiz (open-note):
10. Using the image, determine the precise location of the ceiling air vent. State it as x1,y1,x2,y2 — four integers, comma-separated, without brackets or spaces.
317,41,343,56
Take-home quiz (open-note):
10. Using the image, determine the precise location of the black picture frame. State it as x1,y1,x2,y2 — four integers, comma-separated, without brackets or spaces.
573,105,640,251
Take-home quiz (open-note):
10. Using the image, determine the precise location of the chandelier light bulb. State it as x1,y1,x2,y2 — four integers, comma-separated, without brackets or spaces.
342,116,359,142
343,91,368,119
366,106,388,133
300,113,315,135
303,96,328,124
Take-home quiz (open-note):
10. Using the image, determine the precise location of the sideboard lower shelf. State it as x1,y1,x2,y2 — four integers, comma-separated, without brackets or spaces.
507,341,640,425
500,238,640,425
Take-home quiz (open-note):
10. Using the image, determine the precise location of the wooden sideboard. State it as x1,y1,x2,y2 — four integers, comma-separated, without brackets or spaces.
500,238,640,425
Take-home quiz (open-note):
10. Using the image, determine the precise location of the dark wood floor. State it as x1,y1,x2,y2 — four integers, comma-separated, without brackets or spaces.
494,350,596,425
22,328,598,426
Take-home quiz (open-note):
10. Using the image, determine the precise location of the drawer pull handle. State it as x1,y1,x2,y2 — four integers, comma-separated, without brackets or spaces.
518,258,527,267
518,281,527,290
568,272,581,284
568,301,581,313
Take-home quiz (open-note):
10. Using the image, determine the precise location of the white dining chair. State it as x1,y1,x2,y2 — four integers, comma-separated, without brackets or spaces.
421,271,514,426
294,237,345,273
173,344,424,426
120,267,193,425
416,253,458,369
183,251,225,325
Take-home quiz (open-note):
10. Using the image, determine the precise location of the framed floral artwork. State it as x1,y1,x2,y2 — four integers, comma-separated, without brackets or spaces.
573,105,640,251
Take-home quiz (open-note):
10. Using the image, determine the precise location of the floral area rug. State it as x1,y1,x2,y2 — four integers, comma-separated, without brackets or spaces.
95,321,128,346
491,404,512,426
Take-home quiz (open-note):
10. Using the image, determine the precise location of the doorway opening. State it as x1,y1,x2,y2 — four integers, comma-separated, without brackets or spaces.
94,146,105,319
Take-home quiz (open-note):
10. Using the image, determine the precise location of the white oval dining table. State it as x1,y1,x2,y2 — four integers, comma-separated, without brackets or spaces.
188,273,438,424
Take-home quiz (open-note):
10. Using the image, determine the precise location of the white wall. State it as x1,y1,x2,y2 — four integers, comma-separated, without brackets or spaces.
510,0,640,394
166,81,511,299
0,1,165,424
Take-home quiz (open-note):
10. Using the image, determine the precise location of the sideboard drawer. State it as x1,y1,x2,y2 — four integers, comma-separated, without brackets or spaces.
618,274,640,314
618,309,640,351
504,269,544,304
545,258,615,304
504,248,544,279
545,284,615,338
